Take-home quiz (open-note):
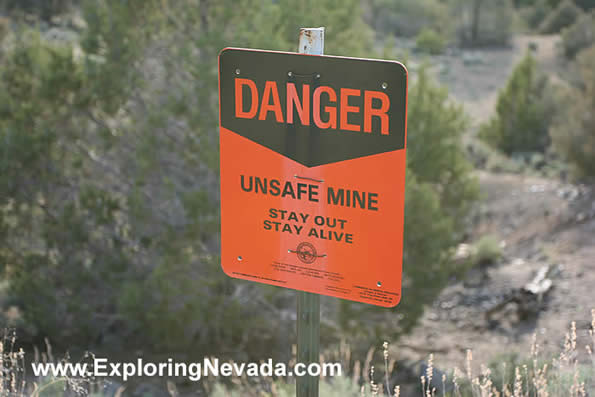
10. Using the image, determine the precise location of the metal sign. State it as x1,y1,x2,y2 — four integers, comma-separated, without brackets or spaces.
218,48,408,307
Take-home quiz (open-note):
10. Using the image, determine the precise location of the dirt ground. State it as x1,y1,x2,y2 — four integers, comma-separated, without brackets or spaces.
398,172,594,370
393,34,595,379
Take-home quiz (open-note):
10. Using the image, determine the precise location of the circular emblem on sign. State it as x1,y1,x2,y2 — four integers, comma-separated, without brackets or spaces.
295,242,318,264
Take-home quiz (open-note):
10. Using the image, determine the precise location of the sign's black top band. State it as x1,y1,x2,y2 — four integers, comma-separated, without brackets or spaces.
219,48,408,167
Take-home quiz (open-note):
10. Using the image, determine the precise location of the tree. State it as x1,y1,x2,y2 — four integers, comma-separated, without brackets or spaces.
365,0,452,39
561,11,595,59
479,54,556,155
1,0,75,20
551,45,595,177
539,0,583,34
452,0,514,47
0,0,161,346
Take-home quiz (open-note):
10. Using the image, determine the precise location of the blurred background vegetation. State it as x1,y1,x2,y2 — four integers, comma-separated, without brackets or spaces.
0,0,594,395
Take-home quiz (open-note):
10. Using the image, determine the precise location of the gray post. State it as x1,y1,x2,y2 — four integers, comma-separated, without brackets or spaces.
296,27,324,397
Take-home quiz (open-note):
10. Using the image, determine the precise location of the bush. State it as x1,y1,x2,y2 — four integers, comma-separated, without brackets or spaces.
539,0,583,33
453,0,514,47
479,54,557,155
574,0,595,10
0,1,162,347
514,0,540,6
1,0,74,20
472,235,503,266
415,28,446,54
367,0,452,38
551,45,595,177
561,11,595,58
522,0,553,29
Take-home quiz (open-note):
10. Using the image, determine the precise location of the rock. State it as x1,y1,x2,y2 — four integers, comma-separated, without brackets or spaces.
523,265,552,295
453,243,475,263
69,14,88,31
50,16,63,26
529,184,547,193
43,28,79,44
511,258,525,267
464,267,487,288
485,265,553,323
462,52,485,66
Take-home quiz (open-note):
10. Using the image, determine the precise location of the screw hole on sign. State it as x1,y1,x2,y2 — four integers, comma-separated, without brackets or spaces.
237,256,243,261
235,69,240,75
381,82,388,89
288,71,293,77
377,281,382,287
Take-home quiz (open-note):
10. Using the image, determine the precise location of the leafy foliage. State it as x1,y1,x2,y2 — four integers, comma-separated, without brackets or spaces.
539,0,583,33
561,11,595,58
551,45,595,177
0,0,163,346
415,28,447,54
452,0,515,47
1,0,75,20
366,0,452,38
523,0,555,29
479,54,556,155
472,235,503,266
574,0,595,10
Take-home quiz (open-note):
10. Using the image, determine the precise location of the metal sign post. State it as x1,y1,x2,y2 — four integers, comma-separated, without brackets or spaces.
297,291,320,396
296,27,323,397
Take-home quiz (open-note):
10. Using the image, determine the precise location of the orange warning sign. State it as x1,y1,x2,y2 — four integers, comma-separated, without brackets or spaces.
218,48,408,307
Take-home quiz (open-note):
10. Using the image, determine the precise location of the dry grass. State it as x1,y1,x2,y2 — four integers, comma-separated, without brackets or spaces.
0,331,107,397
0,330,26,397
3,309,594,396
211,309,594,396
366,309,594,397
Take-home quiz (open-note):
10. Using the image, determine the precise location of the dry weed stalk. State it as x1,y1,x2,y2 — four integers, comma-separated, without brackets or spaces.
357,309,594,397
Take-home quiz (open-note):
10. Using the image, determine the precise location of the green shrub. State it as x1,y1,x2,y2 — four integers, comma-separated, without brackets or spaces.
479,54,556,155
539,0,583,33
551,45,595,177
561,11,595,58
467,138,524,172
0,1,160,347
473,235,503,266
415,28,446,54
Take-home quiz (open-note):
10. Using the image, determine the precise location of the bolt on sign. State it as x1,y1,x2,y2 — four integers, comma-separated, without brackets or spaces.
218,48,408,307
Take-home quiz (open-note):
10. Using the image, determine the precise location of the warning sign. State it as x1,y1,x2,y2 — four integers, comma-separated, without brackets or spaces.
218,48,408,307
